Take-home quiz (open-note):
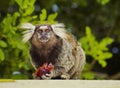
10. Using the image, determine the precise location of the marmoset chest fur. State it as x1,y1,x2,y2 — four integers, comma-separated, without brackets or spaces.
22,23,86,79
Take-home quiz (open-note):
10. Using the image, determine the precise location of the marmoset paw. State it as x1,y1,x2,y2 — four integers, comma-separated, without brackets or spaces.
61,74,70,79
41,73,53,80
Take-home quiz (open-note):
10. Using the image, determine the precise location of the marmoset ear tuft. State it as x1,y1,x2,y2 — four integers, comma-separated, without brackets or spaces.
20,23,35,43
51,23,67,40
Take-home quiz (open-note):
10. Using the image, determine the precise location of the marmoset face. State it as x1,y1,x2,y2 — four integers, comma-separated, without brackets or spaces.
35,25,54,43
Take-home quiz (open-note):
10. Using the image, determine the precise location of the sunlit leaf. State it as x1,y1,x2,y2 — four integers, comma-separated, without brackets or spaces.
98,60,107,67
47,12,58,22
0,40,7,48
81,72,95,79
86,26,92,36
0,48,5,61
40,9,47,21
15,0,23,9
80,26,113,67
12,12,20,26
97,0,110,5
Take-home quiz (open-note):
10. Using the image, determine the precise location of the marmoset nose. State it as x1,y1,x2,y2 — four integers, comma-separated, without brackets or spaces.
41,30,47,36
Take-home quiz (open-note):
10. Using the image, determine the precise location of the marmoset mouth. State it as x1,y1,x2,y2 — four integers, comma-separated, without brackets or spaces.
39,37,49,43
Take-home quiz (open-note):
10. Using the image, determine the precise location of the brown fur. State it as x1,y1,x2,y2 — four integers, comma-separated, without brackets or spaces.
30,33,62,68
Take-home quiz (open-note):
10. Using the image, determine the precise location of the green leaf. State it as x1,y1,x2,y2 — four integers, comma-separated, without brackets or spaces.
81,72,95,79
2,14,14,34
100,37,114,46
0,48,5,61
47,13,58,22
32,15,37,19
98,60,107,67
0,40,7,48
74,0,87,7
40,9,47,21
80,26,113,67
86,26,92,36
12,12,20,26
102,52,113,59
15,0,23,9
16,0,35,16
22,6,34,16
97,0,110,5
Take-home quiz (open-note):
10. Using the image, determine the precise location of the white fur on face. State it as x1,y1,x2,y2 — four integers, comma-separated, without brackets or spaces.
39,26,48,29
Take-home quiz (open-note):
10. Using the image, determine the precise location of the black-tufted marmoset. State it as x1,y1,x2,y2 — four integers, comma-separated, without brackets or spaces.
21,23,86,79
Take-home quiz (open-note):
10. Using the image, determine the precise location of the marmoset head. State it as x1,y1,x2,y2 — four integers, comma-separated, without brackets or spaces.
34,24,54,43
22,23,67,43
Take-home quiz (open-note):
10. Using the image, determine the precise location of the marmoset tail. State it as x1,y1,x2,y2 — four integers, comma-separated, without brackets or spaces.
21,23,86,79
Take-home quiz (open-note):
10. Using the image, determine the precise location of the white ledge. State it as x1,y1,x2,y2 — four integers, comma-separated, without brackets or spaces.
0,80,120,88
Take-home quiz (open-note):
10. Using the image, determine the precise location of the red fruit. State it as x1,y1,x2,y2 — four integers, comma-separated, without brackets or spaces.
34,63,54,78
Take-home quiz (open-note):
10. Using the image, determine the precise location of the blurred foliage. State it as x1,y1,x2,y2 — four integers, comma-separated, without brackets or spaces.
0,0,58,79
0,0,36,79
80,26,113,79
80,26,113,68
0,0,120,79
39,9,58,24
